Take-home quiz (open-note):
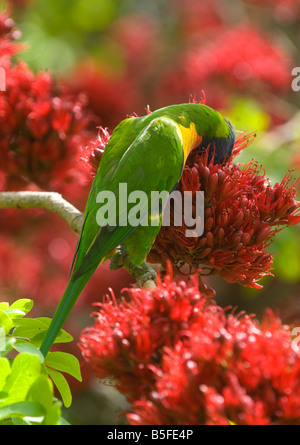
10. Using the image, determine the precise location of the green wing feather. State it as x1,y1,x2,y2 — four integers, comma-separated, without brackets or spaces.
74,116,184,276
69,117,138,275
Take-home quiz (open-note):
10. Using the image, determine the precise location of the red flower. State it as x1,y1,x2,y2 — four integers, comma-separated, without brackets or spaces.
0,12,96,196
149,145,300,288
67,62,141,129
80,126,110,176
0,65,95,194
80,268,300,425
158,26,292,123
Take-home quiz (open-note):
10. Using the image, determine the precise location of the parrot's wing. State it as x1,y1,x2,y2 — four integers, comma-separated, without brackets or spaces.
68,181,96,277
69,117,140,276
73,116,184,278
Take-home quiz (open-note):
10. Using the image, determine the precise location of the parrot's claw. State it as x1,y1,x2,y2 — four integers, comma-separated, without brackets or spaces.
128,261,157,288
109,245,128,270
109,246,157,288
137,263,157,287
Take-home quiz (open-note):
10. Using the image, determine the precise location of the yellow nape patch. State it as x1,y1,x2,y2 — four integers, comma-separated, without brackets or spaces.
176,122,203,162
149,212,162,226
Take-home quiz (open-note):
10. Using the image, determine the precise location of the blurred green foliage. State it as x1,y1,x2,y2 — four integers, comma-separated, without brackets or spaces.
16,0,122,72
0,298,83,424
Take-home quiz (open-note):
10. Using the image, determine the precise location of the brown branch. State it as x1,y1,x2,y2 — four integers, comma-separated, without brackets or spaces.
0,190,156,287
0,191,84,233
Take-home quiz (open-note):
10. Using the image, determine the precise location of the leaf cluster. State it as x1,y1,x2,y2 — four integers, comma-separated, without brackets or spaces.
0,299,82,425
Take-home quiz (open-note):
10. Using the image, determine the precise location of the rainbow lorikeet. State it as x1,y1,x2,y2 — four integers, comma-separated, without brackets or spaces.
40,103,235,356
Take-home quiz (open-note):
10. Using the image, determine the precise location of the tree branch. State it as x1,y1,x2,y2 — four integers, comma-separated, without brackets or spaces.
0,191,84,233
0,190,156,287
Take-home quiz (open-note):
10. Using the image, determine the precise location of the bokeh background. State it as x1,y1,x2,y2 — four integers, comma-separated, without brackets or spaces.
1,0,300,424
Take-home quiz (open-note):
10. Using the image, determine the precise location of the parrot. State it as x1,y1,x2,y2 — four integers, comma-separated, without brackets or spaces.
40,103,235,356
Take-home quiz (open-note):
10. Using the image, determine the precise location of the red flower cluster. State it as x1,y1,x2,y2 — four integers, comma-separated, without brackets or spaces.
170,0,225,38
68,62,141,129
65,4,294,129
80,268,300,425
149,145,300,288
0,12,96,195
159,26,292,120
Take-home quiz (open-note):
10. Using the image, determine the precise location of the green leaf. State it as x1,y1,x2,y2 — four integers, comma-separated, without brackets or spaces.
31,328,73,347
0,309,13,334
5,309,26,319
44,400,62,425
227,98,270,132
0,326,5,354
13,317,52,339
47,368,72,408
13,340,44,363
12,417,31,425
0,358,10,390
58,416,70,425
0,353,41,407
45,351,82,382
10,299,33,315
0,336,15,357
27,375,53,411
0,303,9,311
0,401,44,422
0,391,8,401
14,317,73,345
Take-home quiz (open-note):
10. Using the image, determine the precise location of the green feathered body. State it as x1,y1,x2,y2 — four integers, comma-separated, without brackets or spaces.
40,103,235,356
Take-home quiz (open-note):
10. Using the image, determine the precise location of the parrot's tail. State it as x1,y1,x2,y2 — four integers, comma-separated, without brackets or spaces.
40,270,94,357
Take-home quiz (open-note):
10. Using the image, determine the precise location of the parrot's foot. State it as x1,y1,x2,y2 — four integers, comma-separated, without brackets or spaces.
133,262,157,288
109,245,157,288
109,245,128,270
123,260,157,288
